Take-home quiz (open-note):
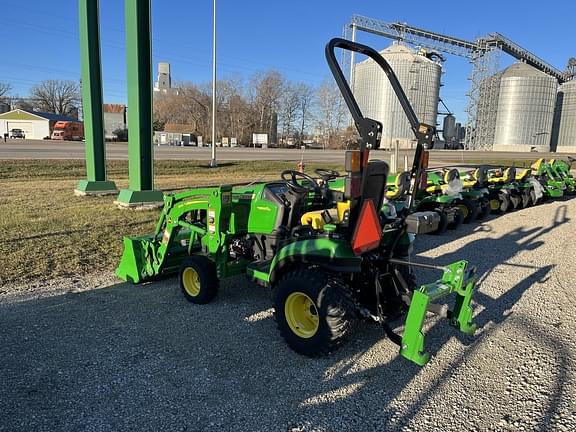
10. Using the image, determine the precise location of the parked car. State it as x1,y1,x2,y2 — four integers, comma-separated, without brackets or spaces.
10,128,25,139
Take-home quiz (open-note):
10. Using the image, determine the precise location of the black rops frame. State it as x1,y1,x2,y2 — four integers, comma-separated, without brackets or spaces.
324,38,436,214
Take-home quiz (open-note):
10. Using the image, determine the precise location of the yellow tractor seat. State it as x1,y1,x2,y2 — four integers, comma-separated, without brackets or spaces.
515,168,530,182
300,209,334,230
488,167,515,184
531,158,543,173
301,200,350,230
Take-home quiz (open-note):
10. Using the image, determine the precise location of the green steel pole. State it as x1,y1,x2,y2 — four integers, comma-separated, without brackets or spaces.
75,0,116,195
116,0,163,207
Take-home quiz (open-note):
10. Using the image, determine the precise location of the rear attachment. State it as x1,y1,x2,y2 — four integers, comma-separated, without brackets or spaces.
391,259,477,366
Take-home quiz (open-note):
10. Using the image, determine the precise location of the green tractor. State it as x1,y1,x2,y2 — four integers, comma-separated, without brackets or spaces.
531,158,566,199
425,168,487,224
385,169,464,234
485,166,527,213
549,158,576,194
117,38,478,366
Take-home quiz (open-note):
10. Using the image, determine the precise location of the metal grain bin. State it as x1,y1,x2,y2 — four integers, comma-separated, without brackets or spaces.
551,80,576,153
353,44,441,149
493,63,557,152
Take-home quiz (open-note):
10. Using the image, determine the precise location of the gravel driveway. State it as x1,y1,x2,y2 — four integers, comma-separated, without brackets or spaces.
1,198,575,431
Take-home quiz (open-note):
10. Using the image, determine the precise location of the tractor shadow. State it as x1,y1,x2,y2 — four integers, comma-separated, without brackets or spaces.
0,206,571,431
287,203,571,430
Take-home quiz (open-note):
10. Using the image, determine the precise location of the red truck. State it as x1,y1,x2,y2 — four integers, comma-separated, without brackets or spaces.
51,121,84,141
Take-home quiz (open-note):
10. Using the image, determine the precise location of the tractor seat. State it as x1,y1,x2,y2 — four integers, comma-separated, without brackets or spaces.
489,167,516,184
531,158,544,174
472,166,489,187
460,170,477,188
443,168,459,184
438,169,460,192
385,171,411,200
515,168,531,182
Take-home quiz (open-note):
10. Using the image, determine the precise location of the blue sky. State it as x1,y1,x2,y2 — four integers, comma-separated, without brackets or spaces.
0,0,574,123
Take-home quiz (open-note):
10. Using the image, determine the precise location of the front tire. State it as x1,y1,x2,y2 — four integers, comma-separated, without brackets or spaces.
179,255,219,304
273,269,356,357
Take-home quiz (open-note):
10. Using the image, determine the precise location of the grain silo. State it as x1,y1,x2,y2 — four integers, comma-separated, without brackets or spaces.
493,63,557,152
352,43,441,149
551,80,576,153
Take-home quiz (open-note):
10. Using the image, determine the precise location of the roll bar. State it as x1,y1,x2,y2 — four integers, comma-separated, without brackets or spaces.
324,38,436,213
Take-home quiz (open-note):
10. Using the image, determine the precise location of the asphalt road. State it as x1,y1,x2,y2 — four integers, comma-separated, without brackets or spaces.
0,139,569,166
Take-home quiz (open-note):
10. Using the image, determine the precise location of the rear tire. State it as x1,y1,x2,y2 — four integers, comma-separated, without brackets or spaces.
179,255,219,304
431,210,448,235
530,189,537,206
273,269,356,357
491,194,510,214
457,199,480,224
501,194,513,212
509,194,521,210
521,191,531,208
448,208,464,230
477,198,491,220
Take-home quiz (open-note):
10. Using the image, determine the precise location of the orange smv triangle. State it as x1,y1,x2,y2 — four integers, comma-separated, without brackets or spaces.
351,199,382,255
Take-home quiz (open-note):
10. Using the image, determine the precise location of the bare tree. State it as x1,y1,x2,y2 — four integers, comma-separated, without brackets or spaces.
249,70,285,133
316,78,348,148
279,83,300,145
295,83,315,145
0,82,11,102
154,83,210,136
13,98,34,111
30,80,80,116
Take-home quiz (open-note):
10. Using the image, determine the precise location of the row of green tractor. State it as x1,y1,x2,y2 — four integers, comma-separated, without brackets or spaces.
115,38,572,367
383,157,575,235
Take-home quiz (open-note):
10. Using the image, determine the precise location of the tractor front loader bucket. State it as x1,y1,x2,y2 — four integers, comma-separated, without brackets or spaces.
400,260,477,366
116,234,157,283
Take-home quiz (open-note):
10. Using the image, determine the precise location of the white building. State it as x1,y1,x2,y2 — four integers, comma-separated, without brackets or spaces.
0,109,79,140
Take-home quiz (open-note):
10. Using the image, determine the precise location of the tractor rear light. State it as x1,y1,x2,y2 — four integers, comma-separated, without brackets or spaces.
345,150,361,173
345,174,362,199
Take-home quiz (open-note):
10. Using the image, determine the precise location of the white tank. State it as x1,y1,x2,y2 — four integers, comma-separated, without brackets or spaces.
493,63,557,152
551,80,576,153
353,43,441,149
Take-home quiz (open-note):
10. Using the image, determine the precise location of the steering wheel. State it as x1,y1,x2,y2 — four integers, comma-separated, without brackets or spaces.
314,168,341,181
281,170,319,193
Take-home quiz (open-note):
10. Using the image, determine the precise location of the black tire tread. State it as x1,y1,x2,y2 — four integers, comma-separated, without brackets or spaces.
273,269,356,357
179,255,219,304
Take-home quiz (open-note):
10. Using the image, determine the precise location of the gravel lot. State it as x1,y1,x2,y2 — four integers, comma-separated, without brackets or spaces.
1,198,575,431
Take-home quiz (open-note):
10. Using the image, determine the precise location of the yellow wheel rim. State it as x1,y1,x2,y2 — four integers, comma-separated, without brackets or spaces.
285,292,319,338
489,199,500,210
457,204,469,218
182,267,201,297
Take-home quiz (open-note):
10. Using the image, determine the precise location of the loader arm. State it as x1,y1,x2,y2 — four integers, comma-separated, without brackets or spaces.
117,186,232,283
